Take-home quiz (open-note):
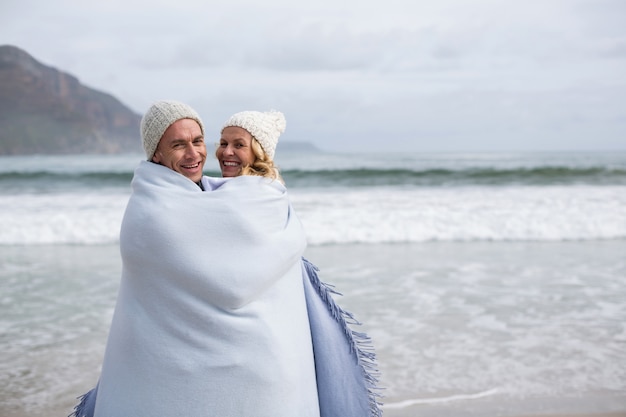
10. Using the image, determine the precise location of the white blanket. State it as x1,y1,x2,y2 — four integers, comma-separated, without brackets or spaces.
93,161,320,416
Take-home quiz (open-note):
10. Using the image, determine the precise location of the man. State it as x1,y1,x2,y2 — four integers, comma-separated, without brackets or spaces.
73,100,322,417
141,100,206,187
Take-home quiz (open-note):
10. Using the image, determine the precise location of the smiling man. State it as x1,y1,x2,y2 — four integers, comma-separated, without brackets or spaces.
141,100,206,187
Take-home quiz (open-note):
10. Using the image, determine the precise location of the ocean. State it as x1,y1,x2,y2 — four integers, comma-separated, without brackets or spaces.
1,151,625,416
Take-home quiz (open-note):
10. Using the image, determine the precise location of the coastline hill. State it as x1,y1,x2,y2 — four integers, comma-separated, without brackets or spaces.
0,45,142,155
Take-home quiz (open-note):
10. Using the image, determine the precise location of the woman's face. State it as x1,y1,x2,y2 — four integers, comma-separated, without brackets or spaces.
216,126,256,177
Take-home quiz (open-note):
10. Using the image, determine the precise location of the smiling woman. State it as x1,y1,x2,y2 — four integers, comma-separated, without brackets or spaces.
208,109,383,416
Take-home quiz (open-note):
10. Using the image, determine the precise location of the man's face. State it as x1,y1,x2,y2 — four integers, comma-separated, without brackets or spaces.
216,126,256,177
152,119,206,183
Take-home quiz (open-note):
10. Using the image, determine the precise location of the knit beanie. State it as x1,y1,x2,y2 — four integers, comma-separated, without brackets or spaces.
140,100,205,160
221,110,286,160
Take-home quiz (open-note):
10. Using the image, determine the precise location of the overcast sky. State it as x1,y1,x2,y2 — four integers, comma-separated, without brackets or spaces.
2,0,625,152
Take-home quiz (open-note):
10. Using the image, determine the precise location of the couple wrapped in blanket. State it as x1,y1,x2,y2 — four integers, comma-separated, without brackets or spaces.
71,101,382,417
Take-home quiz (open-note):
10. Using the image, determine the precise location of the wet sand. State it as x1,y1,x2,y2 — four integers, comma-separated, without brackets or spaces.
1,243,625,417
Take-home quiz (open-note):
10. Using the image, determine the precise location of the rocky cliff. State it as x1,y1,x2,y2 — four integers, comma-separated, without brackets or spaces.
0,45,142,155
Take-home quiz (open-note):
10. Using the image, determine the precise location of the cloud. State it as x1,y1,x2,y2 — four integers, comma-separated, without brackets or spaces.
1,0,625,151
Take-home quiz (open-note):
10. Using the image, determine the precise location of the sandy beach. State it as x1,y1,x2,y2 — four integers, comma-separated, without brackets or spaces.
3,395,626,417
5,406,624,417
1,242,625,417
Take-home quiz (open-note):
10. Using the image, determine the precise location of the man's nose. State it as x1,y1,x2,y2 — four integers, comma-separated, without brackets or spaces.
184,142,199,156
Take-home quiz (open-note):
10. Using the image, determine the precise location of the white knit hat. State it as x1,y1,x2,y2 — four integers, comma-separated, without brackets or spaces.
140,100,205,160
221,110,286,160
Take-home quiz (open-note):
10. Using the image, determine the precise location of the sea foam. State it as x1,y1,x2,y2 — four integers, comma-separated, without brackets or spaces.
1,185,624,245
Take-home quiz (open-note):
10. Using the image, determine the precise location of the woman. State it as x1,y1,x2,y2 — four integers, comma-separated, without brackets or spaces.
212,109,383,417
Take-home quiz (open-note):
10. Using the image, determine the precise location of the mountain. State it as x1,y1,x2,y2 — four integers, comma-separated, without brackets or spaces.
0,45,142,155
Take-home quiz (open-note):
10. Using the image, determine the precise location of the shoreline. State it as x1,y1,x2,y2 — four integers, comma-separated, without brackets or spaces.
381,407,626,417
378,390,626,417
2,242,625,417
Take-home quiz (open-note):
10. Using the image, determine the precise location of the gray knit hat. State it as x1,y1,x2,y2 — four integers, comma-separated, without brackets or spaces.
140,100,205,160
221,110,286,160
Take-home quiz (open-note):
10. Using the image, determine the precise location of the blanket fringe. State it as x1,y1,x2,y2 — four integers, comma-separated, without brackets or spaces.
68,393,87,417
68,386,96,417
302,258,384,417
